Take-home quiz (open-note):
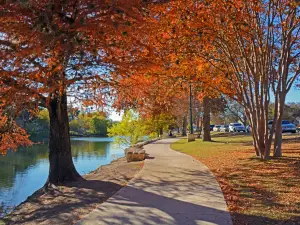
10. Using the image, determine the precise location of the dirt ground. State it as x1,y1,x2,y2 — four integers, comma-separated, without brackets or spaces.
4,158,143,225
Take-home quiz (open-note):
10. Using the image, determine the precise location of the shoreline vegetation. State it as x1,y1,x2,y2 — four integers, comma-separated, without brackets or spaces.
3,157,144,225
171,133,300,225
17,109,115,142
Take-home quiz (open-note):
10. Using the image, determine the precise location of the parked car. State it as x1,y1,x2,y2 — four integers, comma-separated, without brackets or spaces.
268,120,297,133
220,125,229,132
229,123,246,132
210,124,215,131
213,125,222,132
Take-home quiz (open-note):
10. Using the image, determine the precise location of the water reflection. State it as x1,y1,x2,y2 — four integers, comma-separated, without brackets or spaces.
0,137,125,215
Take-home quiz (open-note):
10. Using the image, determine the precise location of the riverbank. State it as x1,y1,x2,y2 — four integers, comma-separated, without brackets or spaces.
3,157,144,225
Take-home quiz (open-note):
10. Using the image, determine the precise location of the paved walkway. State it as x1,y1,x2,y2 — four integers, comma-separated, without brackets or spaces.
77,138,232,225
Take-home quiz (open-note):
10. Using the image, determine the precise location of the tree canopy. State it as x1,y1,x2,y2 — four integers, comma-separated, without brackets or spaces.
0,0,299,167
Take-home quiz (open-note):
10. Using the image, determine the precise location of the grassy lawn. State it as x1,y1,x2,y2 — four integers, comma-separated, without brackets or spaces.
171,133,300,225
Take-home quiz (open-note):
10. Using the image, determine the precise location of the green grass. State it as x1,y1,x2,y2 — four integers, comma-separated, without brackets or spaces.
171,134,253,158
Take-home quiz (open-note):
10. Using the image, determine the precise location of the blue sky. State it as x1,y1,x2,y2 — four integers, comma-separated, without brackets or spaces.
286,88,299,103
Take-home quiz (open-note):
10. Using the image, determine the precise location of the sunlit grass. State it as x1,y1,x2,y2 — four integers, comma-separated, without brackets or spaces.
171,134,253,158
171,134,300,224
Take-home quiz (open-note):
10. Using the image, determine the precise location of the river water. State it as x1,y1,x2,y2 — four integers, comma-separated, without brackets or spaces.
0,137,125,216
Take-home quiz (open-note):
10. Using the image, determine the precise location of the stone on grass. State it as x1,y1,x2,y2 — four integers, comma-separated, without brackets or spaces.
187,134,195,142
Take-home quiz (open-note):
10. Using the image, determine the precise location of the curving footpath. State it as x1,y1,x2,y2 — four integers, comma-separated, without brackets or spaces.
77,138,232,225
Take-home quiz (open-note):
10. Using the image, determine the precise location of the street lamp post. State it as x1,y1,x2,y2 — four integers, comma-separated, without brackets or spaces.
187,82,195,142
189,83,193,134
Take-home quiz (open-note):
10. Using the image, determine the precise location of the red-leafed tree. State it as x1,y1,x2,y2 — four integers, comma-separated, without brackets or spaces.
142,0,300,159
0,0,147,185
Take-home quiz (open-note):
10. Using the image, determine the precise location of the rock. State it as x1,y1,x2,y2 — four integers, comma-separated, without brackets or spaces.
187,134,195,142
126,148,146,162
124,138,161,162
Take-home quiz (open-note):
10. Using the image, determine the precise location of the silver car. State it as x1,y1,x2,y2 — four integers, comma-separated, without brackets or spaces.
213,125,222,132
220,125,229,132
268,120,297,133
229,123,246,132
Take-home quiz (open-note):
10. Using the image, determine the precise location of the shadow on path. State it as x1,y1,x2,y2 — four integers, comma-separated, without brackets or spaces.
77,176,300,225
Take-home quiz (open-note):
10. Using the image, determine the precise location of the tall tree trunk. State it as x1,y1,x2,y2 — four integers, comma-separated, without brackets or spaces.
274,127,282,157
242,113,247,127
196,115,200,138
182,115,187,136
46,92,81,185
159,127,163,136
202,96,211,142
273,95,285,157
249,107,272,160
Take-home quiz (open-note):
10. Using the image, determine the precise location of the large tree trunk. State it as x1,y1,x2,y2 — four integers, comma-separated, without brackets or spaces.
46,92,82,185
274,127,282,157
182,115,187,136
202,96,211,142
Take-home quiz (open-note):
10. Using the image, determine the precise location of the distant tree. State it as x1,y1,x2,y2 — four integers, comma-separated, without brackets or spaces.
268,102,300,124
108,110,146,146
36,109,50,129
143,113,175,137
89,116,109,136
224,100,247,126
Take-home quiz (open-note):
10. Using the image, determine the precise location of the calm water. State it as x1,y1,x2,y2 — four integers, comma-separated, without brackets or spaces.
0,137,126,215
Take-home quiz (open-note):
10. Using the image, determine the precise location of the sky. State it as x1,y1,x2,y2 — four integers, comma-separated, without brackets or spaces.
285,88,299,103
109,111,123,121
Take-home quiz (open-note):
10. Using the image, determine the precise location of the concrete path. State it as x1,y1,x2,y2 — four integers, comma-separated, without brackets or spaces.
77,138,232,225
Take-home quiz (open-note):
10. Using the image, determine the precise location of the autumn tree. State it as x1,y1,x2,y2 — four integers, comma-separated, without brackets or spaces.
0,0,147,184
201,0,300,158
145,0,299,159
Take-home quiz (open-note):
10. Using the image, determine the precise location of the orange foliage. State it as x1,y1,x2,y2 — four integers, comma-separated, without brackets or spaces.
0,0,148,152
0,113,32,155
111,0,237,117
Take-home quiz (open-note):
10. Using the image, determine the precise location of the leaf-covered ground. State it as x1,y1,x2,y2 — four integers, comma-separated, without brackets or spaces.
171,133,300,225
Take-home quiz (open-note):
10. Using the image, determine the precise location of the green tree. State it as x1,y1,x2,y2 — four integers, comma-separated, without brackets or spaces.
143,114,175,137
69,112,111,137
89,116,108,136
108,110,146,146
24,108,49,139
36,109,50,128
